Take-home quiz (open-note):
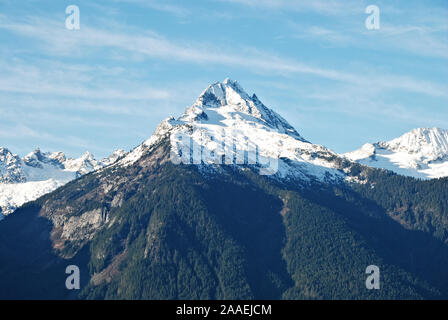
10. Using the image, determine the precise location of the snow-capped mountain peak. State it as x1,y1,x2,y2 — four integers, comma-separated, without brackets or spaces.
100,149,127,167
23,148,66,169
380,128,448,161
180,78,304,140
344,128,448,179
120,79,342,182
0,147,25,183
0,148,128,217
190,78,250,109
64,151,100,174
48,151,67,164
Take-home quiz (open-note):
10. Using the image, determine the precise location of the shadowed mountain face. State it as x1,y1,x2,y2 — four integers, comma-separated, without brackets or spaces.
0,80,447,300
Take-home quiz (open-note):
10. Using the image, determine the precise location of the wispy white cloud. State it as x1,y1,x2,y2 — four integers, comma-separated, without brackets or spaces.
112,0,190,17
1,15,446,98
283,2,448,60
289,22,448,59
0,61,170,100
0,123,93,150
251,78,448,131
376,24,448,59
217,0,364,16
293,25,352,45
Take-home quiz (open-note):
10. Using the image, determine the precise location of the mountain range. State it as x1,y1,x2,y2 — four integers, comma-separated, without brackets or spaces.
0,79,447,299
0,148,126,218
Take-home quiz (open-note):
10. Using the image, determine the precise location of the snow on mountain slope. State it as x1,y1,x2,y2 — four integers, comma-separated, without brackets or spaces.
100,149,127,167
0,147,127,218
0,179,66,219
344,128,448,179
118,78,344,182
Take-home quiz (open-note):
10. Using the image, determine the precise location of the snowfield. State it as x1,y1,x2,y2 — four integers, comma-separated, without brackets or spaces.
0,179,67,218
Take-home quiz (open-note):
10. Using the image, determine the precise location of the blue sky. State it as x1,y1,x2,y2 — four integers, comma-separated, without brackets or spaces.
0,0,447,158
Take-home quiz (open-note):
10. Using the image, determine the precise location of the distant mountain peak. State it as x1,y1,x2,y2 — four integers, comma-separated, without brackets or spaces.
380,127,448,158
0,147,128,216
100,149,127,167
344,127,448,179
0,147,25,184
81,151,95,158
23,148,67,169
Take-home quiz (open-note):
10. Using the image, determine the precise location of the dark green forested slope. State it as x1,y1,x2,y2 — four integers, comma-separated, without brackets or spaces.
0,160,447,299
78,165,292,299
354,171,448,243
79,165,448,299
